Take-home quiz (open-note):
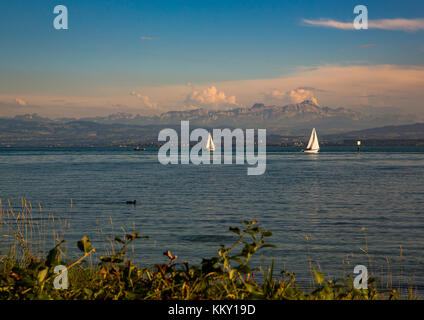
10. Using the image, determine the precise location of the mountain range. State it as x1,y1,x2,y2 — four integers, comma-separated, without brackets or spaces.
76,100,417,133
0,100,422,146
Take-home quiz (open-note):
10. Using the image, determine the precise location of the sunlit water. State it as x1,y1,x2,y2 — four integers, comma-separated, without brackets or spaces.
1,146,423,294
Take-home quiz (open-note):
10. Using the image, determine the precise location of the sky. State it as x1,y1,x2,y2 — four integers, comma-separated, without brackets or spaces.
0,0,423,118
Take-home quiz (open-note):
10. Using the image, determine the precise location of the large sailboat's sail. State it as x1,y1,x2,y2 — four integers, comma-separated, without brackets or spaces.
304,128,319,153
205,132,215,151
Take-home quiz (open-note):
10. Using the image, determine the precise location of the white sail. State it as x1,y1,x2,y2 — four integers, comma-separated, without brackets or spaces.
205,132,215,151
304,128,319,152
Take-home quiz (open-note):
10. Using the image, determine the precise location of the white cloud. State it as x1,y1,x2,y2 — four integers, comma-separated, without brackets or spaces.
303,19,353,30
265,89,286,100
130,90,158,109
185,86,237,109
302,18,424,31
288,89,319,105
15,98,27,106
264,88,319,105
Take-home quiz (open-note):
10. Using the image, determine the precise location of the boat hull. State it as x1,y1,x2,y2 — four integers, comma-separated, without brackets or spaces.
302,149,319,153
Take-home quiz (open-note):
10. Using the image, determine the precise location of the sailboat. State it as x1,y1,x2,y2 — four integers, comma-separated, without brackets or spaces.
302,128,320,153
205,132,215,151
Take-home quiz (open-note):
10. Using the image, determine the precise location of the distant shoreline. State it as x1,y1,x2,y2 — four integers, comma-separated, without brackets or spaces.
1,140,424,148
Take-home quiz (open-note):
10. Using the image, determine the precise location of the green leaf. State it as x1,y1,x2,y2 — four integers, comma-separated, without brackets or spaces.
313,268,325,286
235,265,253,274
243,281,263,298
37,268,48,283
229,256,244,265
46,240,65,267
77,236,92,253
262,231,273,237
259,244,277,249
229,227,240,235
46,247,59,267
83,288,93,298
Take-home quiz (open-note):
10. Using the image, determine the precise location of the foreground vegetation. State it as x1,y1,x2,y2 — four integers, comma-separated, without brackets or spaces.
0,200,415,300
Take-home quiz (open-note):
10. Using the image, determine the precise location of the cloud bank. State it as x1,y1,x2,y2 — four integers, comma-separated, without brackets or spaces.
303,18,424,31
2,65,424,118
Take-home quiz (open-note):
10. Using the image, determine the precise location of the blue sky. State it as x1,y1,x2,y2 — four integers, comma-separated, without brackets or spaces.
0,0,423,117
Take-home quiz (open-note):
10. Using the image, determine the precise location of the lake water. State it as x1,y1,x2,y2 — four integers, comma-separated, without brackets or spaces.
1,146,423,294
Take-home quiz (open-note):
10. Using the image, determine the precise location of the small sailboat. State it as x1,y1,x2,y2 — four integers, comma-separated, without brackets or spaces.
205,132,215,151
302,128,320,153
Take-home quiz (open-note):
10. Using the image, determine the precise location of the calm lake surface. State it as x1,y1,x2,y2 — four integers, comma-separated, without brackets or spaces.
1,146,423,293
